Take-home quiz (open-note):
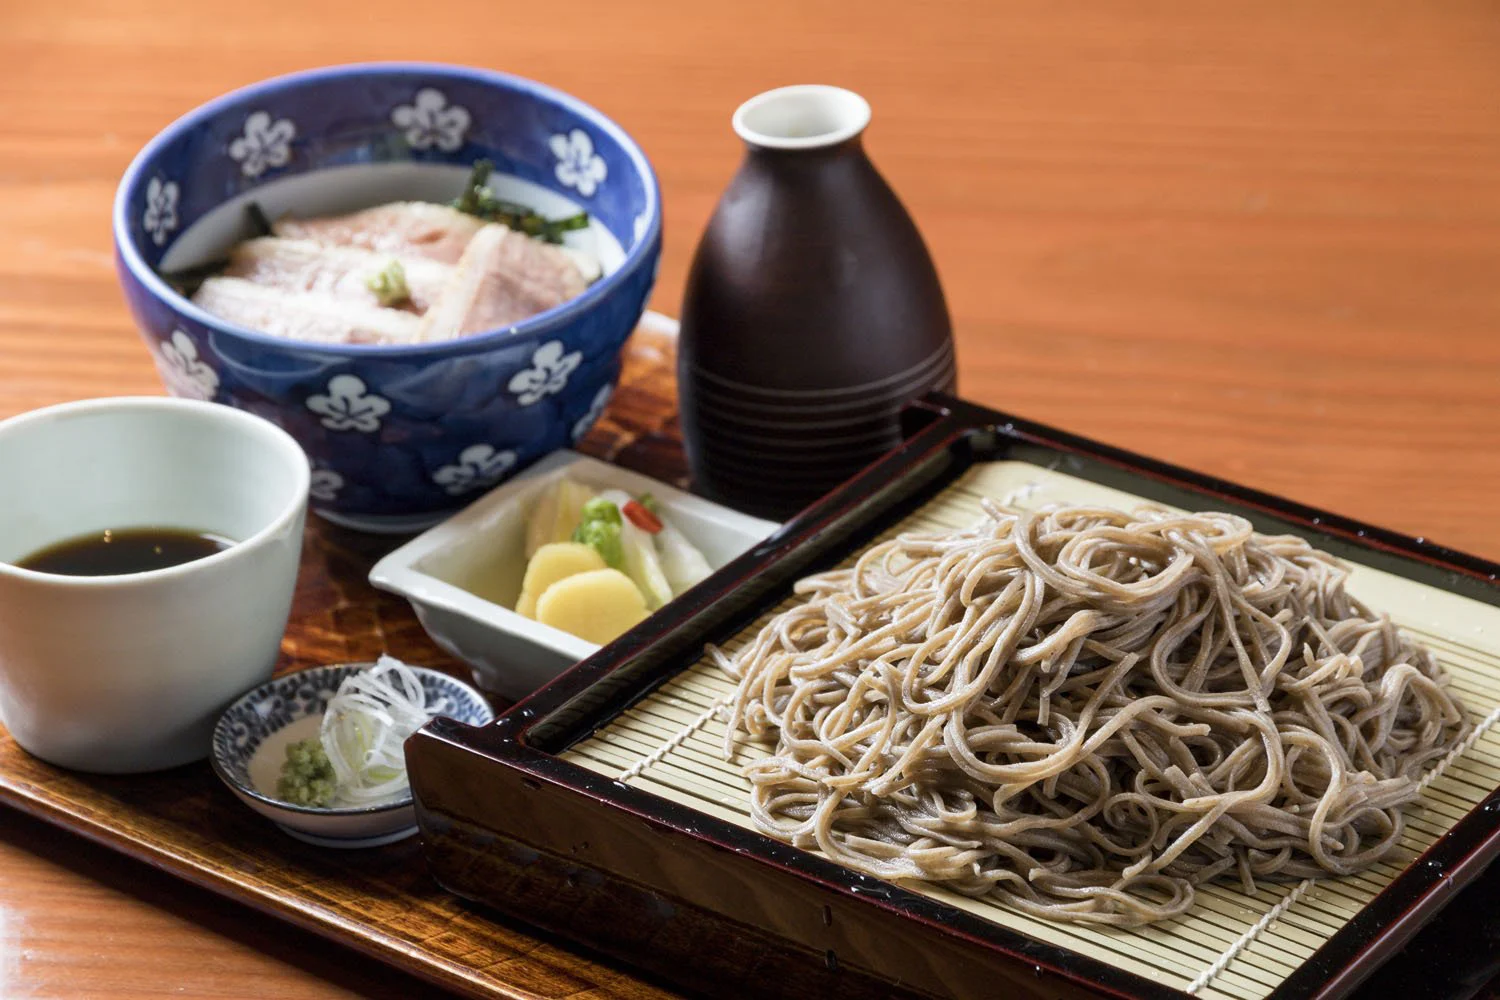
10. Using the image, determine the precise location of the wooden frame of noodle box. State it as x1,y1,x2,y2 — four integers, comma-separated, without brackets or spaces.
406,393,1500,1000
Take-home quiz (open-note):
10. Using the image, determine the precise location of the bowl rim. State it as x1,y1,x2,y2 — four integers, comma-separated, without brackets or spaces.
210,660,495,817
0,396,310,587
113,61,663,360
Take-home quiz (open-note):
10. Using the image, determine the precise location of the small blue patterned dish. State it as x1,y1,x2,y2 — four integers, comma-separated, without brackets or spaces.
210,661,494,848
113,63,662,533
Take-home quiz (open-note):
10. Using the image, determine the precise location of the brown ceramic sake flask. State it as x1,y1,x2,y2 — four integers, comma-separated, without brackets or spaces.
678,85,956,520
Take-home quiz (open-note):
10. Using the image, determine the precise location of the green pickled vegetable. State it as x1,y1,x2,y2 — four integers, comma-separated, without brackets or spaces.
276,737,337,807
573,517,624,570
570,496,626,568
580,496,623,526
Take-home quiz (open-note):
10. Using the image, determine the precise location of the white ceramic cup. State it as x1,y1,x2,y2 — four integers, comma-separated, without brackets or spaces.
0,397,309,773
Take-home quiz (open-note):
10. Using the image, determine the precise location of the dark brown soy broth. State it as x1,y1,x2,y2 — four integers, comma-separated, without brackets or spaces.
15,527,235,576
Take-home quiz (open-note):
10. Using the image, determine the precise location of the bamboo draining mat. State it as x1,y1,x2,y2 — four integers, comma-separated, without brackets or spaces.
562,460,1500,1000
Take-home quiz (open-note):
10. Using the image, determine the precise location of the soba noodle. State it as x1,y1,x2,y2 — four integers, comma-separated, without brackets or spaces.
715,503,1469,926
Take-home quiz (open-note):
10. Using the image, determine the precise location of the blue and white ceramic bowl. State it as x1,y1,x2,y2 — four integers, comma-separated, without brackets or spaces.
114,63,662,533
210,662,494,848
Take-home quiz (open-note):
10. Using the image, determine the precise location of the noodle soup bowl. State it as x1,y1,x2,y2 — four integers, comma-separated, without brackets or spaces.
211,662,494,848
114,63,662,533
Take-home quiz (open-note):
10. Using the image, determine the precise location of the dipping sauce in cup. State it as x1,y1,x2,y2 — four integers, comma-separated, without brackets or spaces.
18,527,236,576
0,397,308,773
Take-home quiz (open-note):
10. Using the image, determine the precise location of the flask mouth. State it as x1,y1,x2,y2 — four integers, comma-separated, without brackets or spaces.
732,85,872,150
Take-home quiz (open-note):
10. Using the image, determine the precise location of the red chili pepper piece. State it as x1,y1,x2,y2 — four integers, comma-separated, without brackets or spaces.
622,499,663,534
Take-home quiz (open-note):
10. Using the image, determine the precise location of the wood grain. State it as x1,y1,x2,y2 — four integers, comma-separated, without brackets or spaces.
1,0,1499,997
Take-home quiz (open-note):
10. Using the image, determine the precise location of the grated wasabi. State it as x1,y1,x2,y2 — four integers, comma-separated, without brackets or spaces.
276,737,337,807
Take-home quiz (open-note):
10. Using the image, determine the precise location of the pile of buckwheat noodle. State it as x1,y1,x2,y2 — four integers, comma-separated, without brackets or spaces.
715,502,1469,926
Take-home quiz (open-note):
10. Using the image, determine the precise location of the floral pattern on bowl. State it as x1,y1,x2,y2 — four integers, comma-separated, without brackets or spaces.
391,88,472,151
210,661,494,848
229,111,297,178
549,128,608,197
114,63,662,533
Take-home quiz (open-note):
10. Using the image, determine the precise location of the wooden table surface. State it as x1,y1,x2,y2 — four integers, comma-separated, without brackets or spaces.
3,0,1500,997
